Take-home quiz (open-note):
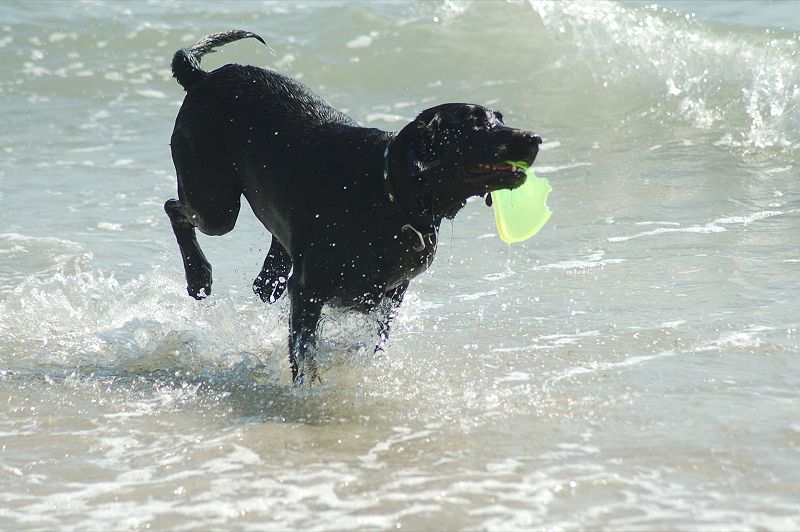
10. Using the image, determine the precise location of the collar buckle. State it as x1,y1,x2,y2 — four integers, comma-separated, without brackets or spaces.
401,224,426,252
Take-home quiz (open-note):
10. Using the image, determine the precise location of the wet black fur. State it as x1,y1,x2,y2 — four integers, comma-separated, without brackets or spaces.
165,31,542,383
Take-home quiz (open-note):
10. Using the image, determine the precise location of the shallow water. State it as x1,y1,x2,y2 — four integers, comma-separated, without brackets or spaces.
1,1,799,529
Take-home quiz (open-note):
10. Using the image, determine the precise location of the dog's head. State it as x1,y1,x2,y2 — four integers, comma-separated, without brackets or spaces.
393,103,542,218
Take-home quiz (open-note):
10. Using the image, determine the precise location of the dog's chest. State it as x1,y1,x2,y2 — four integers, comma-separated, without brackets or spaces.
376,230,437,288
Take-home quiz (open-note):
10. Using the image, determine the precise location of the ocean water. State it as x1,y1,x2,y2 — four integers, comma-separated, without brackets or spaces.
1,0,799,529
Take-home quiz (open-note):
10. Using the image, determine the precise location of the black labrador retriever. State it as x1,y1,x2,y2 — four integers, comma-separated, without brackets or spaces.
165,31,542,383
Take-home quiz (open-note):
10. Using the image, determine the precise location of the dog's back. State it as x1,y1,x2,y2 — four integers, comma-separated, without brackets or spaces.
176,64,356,132
172,30,355,133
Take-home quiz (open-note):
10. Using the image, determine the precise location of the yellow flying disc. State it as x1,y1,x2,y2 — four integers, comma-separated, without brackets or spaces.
491,163,552,243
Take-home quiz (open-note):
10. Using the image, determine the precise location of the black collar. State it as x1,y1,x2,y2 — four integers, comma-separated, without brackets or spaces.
382,138,438,253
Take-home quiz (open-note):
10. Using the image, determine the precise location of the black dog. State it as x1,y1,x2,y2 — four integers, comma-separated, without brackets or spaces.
165,31,541,383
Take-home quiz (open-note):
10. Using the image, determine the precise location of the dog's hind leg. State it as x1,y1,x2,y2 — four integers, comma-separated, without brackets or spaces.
253,235,292,303
373,282,409,354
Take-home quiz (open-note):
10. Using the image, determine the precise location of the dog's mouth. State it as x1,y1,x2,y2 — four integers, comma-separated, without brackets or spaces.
464,162,514,175
462,161,528,188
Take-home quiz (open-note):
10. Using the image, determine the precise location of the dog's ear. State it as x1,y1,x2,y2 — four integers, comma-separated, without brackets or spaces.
402,103,472,179
406,108,445,178
412,103,472,129
412,107,443,130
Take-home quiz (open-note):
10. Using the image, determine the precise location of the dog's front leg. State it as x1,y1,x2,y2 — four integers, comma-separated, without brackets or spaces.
288,281,323,384
164,199,212,299
374,282,409,354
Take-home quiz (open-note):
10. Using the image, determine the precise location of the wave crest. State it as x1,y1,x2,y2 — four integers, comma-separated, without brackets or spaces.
530,0,800,152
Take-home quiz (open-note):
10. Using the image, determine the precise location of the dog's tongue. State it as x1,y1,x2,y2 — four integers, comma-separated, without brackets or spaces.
490,162,552,243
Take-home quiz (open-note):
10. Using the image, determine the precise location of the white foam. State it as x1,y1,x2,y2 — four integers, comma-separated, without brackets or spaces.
529,0,800,151
610,209,783,242
534,161,591,174
97,222,123,231
136,89,166,99
608,223,725,242
535,248,625,271
346,32,378,49
365,112,406,123
547,350,678,384
458,290,498,301
713,210,783,225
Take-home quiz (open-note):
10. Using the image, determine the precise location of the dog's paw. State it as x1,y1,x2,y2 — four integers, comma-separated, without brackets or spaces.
185,260,212,300
186,265,212,300
253,274,287,304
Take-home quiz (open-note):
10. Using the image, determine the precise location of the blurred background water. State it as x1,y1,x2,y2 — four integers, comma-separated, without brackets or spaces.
1,1,798,529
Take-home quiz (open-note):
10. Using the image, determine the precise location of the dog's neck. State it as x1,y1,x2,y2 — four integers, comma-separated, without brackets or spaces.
383,137,440,245
385,126,476,225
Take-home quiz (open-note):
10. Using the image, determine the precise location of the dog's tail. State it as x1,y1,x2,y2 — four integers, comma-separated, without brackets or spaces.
171,30,266,91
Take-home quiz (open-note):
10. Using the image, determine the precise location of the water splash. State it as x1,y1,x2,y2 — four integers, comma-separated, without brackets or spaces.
0,234,402,389
529,0,800,152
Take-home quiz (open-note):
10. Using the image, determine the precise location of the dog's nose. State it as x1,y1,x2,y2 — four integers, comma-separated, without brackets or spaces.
522,133,542,146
